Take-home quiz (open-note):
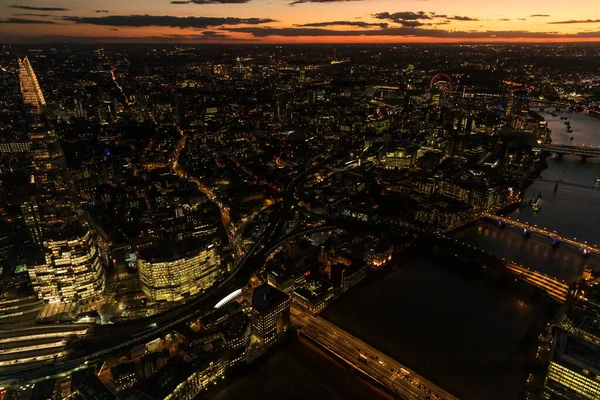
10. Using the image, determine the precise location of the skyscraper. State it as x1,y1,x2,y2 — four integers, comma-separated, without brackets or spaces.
542,283,600,399
18,57,105,303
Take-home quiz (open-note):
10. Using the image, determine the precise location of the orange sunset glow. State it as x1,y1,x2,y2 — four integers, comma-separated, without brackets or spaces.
2,0,600,42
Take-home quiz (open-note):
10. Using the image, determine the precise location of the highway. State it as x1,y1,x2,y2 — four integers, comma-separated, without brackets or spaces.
291,306,458,400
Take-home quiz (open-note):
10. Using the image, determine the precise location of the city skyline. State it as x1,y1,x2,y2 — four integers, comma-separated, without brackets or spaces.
2,0,600,43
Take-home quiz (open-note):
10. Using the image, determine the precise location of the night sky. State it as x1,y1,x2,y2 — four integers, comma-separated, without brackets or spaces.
2,0,600,43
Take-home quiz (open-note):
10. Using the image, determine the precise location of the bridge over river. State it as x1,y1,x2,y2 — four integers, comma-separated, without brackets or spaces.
534,143,600,159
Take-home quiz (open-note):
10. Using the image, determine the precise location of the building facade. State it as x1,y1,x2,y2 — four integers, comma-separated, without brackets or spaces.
137,243,223,302
28,228,105,302
542,289,600,400
251,283,290,347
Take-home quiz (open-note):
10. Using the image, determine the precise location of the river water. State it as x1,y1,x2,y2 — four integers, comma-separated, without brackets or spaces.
323,257,558,400
454,109,600,282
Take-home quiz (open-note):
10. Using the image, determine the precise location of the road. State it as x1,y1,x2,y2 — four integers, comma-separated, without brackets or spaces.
169,124,242,257
291,306,458,400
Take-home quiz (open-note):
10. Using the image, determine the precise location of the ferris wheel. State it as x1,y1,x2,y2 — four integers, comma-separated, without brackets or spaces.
430,73,453,95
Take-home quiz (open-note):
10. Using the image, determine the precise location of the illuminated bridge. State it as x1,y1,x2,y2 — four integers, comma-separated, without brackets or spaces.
291,306,458,400
480,212,600,256
534,143,600,159
505,263,569,302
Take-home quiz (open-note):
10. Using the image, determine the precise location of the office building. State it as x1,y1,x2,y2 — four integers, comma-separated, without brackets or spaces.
542,283,600,399
251,283,290,347
137,241,223,302
267,268,306,295
223,311,251,366
28,226,105,302
292,279,334,314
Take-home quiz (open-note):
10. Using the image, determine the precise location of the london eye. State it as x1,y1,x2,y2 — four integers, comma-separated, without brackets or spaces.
430,73,453,95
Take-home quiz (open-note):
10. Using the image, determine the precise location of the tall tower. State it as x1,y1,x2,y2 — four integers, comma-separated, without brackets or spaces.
18,57,106,303
18,57,46,113
236,57,243,75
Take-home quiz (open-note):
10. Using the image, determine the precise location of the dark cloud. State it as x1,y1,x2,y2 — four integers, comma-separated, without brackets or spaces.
290,0,362,5
399,20,425,27
295,20,388,28
224,25,600,39
0,17,57,24
62,14,276,28
548,19,600,24
435,14,479,21
170,0,251,3
8,5,68,11
517,18,526,21
95,10,109,13
374,11,432,22
530,14,550,17
12,13,52,17
374,11,478,26
199,30,228,37
448,15,479,21
3,34,258,43
498,18,511,21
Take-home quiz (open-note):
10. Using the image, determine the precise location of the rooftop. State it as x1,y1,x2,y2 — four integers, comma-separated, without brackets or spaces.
252,283,288,315
293,279,333,304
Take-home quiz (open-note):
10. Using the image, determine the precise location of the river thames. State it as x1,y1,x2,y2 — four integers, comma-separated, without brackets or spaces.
454,109,600,281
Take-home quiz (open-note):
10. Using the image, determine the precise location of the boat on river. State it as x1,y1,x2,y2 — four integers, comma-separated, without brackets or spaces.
532,192,542,212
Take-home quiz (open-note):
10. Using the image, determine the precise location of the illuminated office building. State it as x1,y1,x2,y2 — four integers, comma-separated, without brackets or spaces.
137,241,223,302
28,227,105,302
19,56,106,303
542,284,600,399
251,283,290,347
19,57,46,113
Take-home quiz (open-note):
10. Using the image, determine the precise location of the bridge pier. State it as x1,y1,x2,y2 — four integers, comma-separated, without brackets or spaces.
522,229,531,238
583,249,591,257
551,237,560,247
580,155,588,162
